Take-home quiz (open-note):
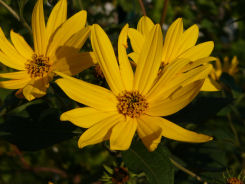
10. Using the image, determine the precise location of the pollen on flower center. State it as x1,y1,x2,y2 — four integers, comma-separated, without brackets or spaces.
117,91,149,118
25,54,50,78
227,177,244,184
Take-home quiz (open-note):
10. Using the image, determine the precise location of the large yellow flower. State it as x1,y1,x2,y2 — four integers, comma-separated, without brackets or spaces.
128,16,216,91
0,0,94,101
56,24,213,151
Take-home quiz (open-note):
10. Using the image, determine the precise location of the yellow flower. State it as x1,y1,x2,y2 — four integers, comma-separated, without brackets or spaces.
202,56,239,91
56,24,213,151
0,0,95,101
217,56,239,77
127,16,216,91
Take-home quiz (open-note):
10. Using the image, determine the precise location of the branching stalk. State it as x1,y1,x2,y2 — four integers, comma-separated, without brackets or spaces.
160,0,169,26
138,0,147,16
0,0,32,34
170,158,208,184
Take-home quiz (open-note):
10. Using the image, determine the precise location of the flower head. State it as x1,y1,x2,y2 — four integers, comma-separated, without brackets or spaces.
202,56,239,91
0,0,95,101
56,23,213,151
128,16,217,91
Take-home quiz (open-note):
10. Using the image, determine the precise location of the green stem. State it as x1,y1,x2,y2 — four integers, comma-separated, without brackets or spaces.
0,0,32,34
227,112,240,147
170,158,208,184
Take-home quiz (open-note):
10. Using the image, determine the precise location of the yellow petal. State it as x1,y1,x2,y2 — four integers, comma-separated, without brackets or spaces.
0,78,30,89
180,57,216,73
55,72,117,111
179,41,214,61
147,116,213,143
147,80,203,116
201,77,220,91
22,77,49,101
10,30,34,60
62,27,90,50
60,107,117,128
134,24,163,95
223,56,229,73
176,24,199,56
148,63,211,103
128,52,139,64
137,116,162,152
47,10,87,56
229,56,239,76
214,58,222,78
181,64,213,87
0,71,29,79
118,24,134,90
46,0,67,42
137,16,154,36
53,51,95,76
32,0,47,55
146,58,191,101
162,18,183,64
91,24,124,94
0,28,26,70
128,28,144,55
110,118,137,150
78,114,124,149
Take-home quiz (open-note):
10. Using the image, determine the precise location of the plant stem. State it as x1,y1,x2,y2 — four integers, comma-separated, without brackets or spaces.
227,112,240,147
0,0,32,34
170,158,208,184
160,0,169,26
138,0,147,16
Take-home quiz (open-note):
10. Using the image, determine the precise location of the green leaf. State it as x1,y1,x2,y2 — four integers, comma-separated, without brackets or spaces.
167,96,232,124
18,0,29,18
0,102,77,151
219,73,242,98
122,142,174,184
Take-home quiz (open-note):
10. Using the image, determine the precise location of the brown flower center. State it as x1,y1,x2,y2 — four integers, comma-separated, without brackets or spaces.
227,177,244,184
117,91,148,118
94,64,104,78
25,54,50,78
112,167,129,184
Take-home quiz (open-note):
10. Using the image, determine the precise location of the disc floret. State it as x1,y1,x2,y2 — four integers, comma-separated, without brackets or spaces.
117,91,149,118
25,54,50,78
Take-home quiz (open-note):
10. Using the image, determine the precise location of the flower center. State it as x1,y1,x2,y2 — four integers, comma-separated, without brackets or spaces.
117,91,149,118
227,177,243,184
25,54,50,78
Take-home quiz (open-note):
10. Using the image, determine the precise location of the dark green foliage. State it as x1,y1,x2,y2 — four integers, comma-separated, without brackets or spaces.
122,142,174,184
0,0,245,183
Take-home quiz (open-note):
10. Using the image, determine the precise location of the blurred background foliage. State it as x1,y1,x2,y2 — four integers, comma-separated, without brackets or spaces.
0,0,245,183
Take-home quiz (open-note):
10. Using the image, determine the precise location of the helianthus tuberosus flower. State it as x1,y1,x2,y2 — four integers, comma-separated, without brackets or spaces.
128,16,217,91
202,56,239,91
0,0,95,101
56,24,213,151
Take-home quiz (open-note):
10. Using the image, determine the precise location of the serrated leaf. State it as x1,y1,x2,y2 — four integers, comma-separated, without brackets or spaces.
122,142,174,184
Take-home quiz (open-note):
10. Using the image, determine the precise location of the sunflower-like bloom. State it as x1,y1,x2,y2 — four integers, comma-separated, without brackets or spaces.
56,24,213,151
0,0,94,101
203,56,239,90
217,56,239,77
128,16,216,92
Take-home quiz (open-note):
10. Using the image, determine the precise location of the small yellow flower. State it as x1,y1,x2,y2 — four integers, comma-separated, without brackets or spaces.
202,56,239,91
127,16,216,91
223,56,239,76
56,24,213,151
0,0,95,101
